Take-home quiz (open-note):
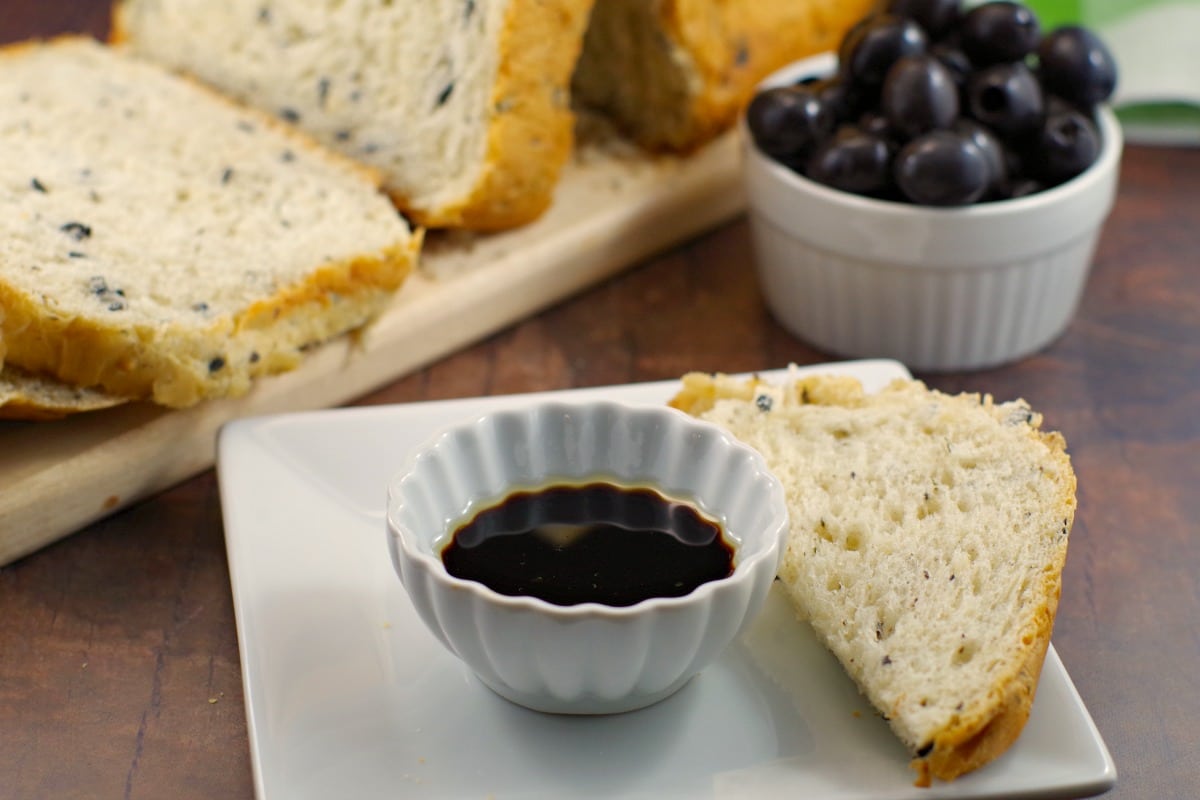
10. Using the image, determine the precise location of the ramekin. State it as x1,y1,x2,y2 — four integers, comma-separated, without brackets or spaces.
741,52,1123,371
386,400,788,715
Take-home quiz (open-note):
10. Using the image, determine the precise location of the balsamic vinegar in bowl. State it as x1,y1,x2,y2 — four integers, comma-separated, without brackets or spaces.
441,481,736,608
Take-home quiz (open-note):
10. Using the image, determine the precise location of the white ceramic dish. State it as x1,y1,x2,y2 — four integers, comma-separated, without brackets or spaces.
387,400,788,714
217,358,1116,799
741,53,1123,372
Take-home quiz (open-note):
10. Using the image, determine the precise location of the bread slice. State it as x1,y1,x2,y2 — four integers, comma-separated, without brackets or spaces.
111,0,595,231
669,371,1076,785
0,37,418,409
571,0,874,151
0,365,125,421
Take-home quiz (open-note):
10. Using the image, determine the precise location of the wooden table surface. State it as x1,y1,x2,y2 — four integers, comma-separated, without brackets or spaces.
2,5,1198,799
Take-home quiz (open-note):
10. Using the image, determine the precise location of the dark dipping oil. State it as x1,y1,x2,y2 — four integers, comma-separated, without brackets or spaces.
440,482,735,607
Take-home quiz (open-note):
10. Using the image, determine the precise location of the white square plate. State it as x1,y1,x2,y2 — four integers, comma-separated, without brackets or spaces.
217,359,1116,799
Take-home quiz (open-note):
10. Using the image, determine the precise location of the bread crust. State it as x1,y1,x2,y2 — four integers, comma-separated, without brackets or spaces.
670,371,1076,786
404,0,594,230
911,536,1065,783
1,241,418,408
911,420,1074,784
0,365,125,421
664,0,875,151
580,0,874,152
913,613,1054,784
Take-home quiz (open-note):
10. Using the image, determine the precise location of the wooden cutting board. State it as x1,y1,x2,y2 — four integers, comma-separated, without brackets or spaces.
0,131,746,565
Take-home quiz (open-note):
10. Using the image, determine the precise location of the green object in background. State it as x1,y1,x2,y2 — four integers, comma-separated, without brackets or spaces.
1024,0,1200,146
1026,0,1181,28
1117,103,1200,146
1024,0,1081,29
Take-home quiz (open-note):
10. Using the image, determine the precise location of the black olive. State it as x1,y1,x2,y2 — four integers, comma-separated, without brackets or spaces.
959,1,1041,66
806,127,894,196
801,77,867,126
746,85,837,161
881,54,960,139
1029,108,1101,185
967,62,1044,141
894,130,990,206
841,15,928,90
953,119,1008,195
838,14,879,68
61,221,93,241
1037,26,1118,109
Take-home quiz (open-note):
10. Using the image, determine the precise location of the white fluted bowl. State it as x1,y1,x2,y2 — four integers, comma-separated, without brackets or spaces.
742,52,1122,371
386,400,789,715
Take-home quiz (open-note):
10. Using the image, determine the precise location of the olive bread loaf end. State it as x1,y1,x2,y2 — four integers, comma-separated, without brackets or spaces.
572,0,875,151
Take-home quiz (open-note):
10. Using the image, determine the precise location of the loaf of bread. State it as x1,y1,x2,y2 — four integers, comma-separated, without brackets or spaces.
111,0,595,231
0,37,418,409
670,371,1076,785
572,0,875,151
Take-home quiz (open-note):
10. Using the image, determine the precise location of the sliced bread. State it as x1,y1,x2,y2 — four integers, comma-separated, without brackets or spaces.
572,0,874,151
669,371,1076,785
0,37,418,409
0,365,125,421
111,0,595,231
